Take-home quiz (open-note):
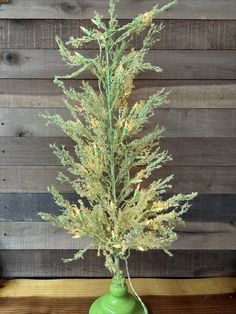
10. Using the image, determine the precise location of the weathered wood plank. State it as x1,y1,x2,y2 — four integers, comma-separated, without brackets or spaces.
1,80,236,109
1,294,236,314
156,167,236,194
0,108,236,137
0,137,71,165
0,222,92,250
1,222,235,250
0,193,79,222
0,50,235,79
0,137,235,166
1,194,236,223
1,19,236,50
2,278,236,297
151,109,236,138
0,166,63,193
186,194,236,222
0,0,235,19
1,250,235,278
162,138,236,167
0,108,69,137
0,166,235,193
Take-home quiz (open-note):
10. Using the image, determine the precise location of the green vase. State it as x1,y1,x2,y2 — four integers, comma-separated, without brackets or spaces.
89,276,148,314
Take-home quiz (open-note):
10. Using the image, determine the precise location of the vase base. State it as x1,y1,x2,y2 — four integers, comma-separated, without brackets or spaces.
89,276,148,314
89,292,148,314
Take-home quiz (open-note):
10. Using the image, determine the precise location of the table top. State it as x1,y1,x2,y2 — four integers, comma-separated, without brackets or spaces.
0,278,236,313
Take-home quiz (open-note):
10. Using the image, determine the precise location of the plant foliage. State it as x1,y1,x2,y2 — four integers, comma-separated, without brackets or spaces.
39,0,197,276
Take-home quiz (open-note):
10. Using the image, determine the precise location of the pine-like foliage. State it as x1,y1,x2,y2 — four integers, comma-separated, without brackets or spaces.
39,0,197,275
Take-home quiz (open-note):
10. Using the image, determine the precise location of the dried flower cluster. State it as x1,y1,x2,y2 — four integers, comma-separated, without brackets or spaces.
39,0,197,276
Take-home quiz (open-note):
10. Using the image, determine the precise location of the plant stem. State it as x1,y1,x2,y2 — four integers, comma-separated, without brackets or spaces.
114,255,120,276
105,32,117,202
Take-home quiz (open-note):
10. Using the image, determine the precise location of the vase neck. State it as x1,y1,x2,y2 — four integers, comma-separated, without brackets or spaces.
109,275,127,297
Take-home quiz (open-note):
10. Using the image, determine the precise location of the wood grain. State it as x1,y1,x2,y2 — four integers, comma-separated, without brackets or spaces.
0,221,235,250
0,0,236,280
0,0,235,19
0,166,235,193
1,19,236,50
1,278,236,297
1,80,236,109
1,250,235,278
0,294,235,314
0,50,235,79
161,138,236,166
0,222,93,250
0,108,69,137
155,166,236,194
0,137,235,166
0,108,236,137
0,278,235,314
1,193,236,223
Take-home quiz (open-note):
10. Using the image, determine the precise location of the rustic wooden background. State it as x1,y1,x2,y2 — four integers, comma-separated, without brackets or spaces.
0,0,236,278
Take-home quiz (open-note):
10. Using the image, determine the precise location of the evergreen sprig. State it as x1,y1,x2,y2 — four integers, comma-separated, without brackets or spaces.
39,0,197,275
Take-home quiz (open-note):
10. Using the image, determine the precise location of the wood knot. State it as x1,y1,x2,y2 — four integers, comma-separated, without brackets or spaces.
0,0,10,4
16,129,31,137
3,51,19,65
60,2,77,12
17,131,26,137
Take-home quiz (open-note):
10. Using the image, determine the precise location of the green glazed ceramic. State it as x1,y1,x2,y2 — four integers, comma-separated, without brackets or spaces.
89,276,148,314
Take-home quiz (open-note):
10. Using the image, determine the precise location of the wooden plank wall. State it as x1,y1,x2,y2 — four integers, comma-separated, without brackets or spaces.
0,0,236,278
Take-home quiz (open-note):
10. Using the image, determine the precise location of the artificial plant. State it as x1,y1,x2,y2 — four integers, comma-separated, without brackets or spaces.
39,0,197,312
